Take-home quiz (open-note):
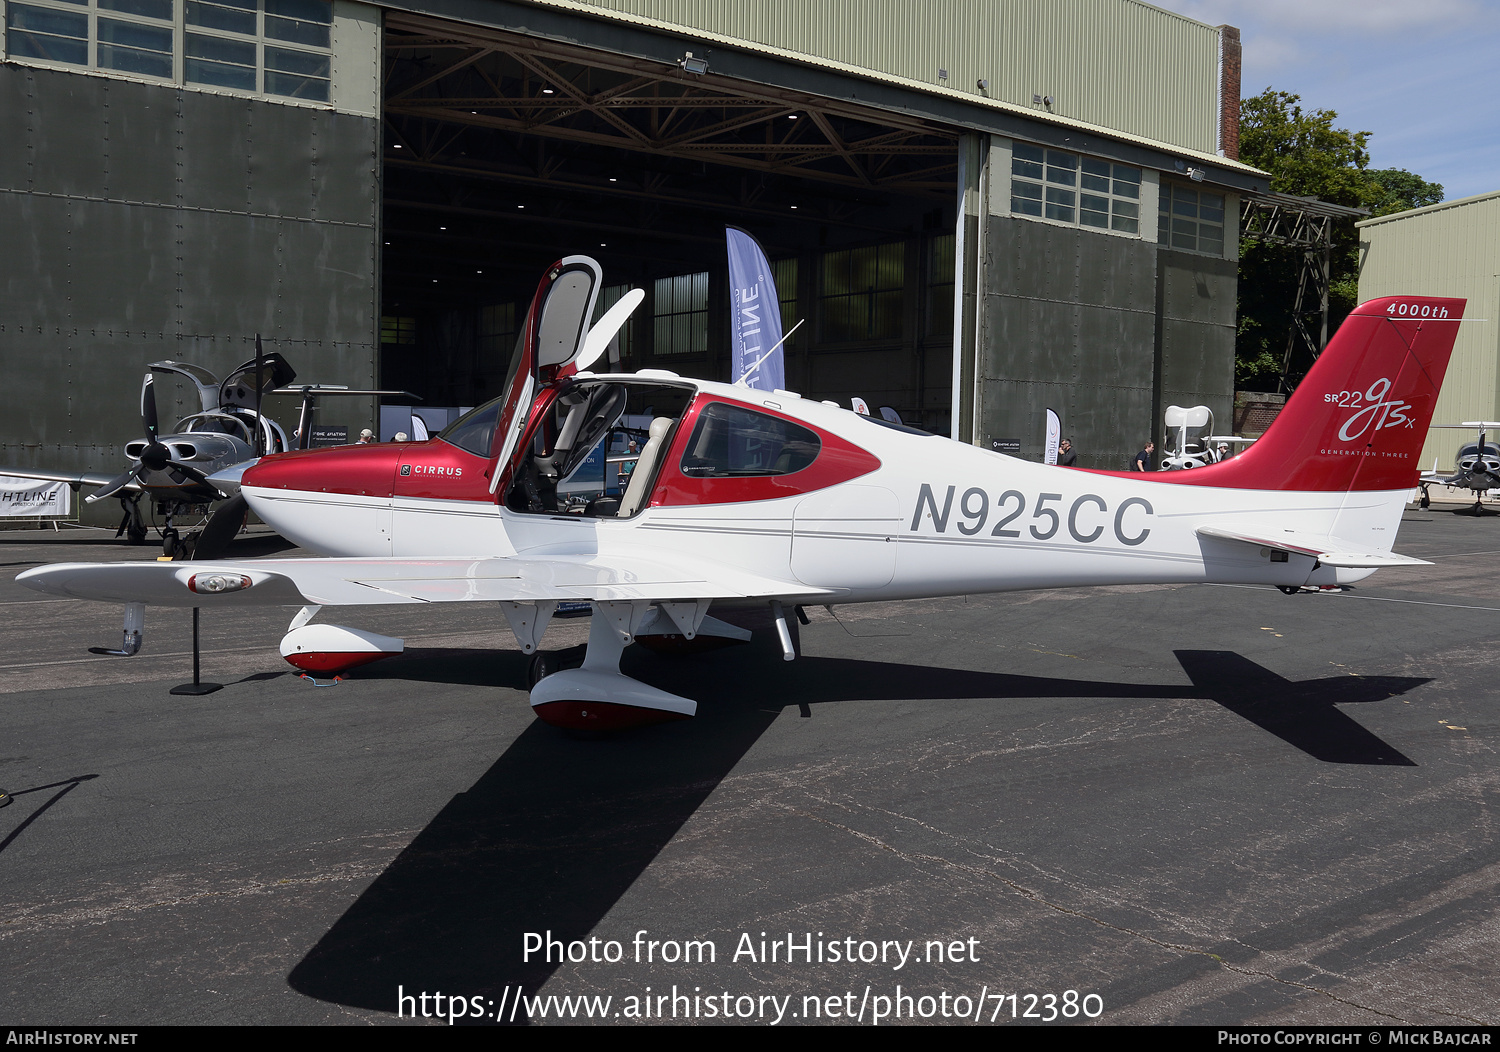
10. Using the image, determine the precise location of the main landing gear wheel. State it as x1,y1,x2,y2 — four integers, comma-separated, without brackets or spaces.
528,609,696,731
1278,585,1303,595
527,644,586,688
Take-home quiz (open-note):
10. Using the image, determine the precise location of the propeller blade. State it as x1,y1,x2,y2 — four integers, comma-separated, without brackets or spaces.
192,492,248,560
141,373,159,442
163,461,225,499
165,459,214,485
85,467,145,504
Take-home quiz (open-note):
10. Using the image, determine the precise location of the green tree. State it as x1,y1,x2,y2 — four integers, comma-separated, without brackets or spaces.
1233,90,1443,390
1366,168,1445,216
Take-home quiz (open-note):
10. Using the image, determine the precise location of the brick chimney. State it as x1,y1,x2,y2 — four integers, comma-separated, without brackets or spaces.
1218,25,1241,160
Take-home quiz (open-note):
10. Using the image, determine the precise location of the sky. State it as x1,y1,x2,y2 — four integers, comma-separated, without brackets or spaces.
1147,0,1500,202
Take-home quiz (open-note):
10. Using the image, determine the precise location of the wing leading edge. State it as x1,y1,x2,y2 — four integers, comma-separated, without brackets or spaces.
0,468,137,491
17,554,835,608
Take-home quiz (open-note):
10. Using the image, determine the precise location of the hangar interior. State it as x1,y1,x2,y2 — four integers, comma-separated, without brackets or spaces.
378,13,960,431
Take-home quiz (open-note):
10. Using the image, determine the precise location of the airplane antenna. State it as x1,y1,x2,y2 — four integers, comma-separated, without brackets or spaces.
736,318,804,386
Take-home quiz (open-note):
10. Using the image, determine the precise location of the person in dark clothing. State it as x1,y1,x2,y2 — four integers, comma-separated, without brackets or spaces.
1132,441,1155,472
1057,438,1078,467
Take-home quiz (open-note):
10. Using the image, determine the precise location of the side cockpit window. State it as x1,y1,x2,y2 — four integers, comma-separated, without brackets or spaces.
681,402,820,478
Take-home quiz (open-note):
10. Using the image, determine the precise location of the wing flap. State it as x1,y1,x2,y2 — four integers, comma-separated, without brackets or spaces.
1195,524,1431,568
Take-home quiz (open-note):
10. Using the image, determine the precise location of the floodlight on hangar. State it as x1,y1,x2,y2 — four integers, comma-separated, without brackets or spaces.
678,51,709,75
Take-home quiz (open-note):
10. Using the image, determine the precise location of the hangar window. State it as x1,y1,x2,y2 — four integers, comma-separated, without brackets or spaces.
653,271,709,356
1011,143,1141,234
594,284,637,361
926,234,954,336
821,241,904,342
3,0,332,102
381,315,417,346
1159,184,1225,255
477,303,516,357
771,257,797,334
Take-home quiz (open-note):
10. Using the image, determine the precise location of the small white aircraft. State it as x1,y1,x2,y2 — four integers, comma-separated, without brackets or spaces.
1418,422,1500,513
1158,405,1254,471
18,258,1466,731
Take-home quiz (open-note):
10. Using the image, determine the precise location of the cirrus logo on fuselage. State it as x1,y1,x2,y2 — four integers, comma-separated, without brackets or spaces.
400,464,463,477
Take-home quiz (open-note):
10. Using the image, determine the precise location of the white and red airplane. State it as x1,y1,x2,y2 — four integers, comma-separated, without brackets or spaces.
18,256,1465,731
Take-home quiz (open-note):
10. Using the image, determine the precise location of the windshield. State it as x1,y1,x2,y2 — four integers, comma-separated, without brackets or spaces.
439,395,506,457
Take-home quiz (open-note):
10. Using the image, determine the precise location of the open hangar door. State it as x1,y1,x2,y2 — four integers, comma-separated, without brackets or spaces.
378,12,959,432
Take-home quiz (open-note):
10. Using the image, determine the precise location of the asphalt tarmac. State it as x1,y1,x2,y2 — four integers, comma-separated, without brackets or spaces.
1,507,1497,1026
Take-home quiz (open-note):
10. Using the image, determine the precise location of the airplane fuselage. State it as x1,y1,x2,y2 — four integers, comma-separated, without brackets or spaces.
242,374,1392,604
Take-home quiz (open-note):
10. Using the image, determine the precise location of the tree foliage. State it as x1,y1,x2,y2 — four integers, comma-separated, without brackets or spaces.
1366,168,1445,216
1233,90,1444,390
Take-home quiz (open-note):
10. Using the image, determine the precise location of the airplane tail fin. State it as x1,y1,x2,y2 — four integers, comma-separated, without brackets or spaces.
1158,296,1465,492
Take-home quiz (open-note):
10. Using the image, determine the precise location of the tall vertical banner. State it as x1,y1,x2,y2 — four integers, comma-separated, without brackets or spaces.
726,227,785,392
1044,408,1061,465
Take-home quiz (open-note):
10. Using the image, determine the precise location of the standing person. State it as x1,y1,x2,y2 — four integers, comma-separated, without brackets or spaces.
1057,438,1078,467
356,429,374,445
1132,441,1155,472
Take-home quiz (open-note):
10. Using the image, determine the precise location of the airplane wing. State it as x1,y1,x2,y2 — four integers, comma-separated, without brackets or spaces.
1195,525,1431,568
0,467,138,492
1418,469,1464,486
17,553,837,608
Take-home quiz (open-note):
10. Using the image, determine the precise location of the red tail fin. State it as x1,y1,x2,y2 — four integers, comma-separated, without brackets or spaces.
1158,296,1465,491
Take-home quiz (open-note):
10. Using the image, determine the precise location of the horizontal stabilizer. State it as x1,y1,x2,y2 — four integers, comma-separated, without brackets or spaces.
1195,524,1431,568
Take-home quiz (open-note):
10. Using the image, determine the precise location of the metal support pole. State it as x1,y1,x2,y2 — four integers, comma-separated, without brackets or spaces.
170,607,222,696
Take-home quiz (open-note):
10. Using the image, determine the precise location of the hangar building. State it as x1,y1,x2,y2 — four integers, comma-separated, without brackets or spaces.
1357,191,1500,471
0,0,1267,524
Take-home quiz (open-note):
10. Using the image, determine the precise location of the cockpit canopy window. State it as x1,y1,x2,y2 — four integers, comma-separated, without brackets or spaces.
680,402,820,478
440,396,505,457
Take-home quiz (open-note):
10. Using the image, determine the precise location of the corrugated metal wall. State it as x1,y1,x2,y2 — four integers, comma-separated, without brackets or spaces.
0,65,381,524
1357,192,1500,469
980,218,1158,468
544,0,1223,153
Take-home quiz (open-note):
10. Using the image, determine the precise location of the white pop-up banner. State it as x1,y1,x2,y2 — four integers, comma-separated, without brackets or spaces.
0,475,71,517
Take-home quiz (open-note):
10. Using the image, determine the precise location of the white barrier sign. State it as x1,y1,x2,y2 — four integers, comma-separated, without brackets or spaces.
0,475,71,517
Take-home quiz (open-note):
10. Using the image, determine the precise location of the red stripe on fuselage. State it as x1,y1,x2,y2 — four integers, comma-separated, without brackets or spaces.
243,440,496,503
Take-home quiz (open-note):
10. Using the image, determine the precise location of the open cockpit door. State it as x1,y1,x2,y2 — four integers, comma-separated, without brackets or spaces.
487,256,604,495
148,361,224,414
219,352,297,410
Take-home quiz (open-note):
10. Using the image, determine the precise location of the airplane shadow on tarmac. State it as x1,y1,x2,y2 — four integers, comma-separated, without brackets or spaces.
285,636,1424,1020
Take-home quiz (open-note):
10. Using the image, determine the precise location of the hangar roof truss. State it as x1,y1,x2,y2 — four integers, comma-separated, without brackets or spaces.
382,12,959,199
